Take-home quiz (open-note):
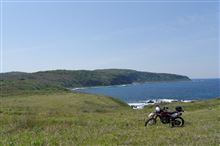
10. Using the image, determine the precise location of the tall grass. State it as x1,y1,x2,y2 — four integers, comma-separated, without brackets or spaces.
0,93,219,145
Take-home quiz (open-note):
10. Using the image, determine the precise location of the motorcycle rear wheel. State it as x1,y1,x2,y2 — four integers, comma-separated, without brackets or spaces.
171,117,184,127
145,118,156,126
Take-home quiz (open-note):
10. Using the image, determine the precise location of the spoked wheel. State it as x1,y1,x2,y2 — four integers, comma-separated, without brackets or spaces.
145,118,156,126
171,117,184,127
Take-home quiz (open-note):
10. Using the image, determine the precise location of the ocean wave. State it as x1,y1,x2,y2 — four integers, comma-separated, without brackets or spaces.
71,87,86,91
128,98,194,109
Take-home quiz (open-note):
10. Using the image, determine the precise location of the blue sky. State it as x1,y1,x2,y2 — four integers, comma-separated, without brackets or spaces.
1,1,219,78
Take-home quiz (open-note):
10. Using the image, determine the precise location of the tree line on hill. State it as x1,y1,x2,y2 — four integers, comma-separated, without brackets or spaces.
0,69,191,96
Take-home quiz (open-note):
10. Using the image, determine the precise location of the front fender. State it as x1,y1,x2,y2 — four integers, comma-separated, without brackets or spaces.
148,112,156,118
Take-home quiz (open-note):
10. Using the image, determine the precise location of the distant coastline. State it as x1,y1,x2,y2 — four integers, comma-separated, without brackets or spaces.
0,69,190,97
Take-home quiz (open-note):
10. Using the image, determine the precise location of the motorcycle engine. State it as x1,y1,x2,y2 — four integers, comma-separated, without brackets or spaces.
161,116,170,124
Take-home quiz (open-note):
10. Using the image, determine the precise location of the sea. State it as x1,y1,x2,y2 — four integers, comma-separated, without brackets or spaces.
73,79,220,109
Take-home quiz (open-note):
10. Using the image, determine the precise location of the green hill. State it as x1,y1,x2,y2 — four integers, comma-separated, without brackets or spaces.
0,69,190,96
0,92,219,145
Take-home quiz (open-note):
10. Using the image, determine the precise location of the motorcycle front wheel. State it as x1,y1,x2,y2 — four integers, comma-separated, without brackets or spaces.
145,118,156,126
171,117,184,127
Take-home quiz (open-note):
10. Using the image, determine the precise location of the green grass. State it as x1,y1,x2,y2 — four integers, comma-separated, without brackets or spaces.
0,93,219,146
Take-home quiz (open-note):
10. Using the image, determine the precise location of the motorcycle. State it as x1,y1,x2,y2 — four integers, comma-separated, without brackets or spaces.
145,105,184,127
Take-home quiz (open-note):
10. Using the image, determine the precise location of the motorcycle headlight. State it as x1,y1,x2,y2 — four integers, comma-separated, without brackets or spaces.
155,107,160,112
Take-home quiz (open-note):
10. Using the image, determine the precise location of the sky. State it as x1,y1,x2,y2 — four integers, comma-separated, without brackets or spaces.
1,0,219,78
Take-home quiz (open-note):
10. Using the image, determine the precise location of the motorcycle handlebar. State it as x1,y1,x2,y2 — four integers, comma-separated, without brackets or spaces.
163,107,169,110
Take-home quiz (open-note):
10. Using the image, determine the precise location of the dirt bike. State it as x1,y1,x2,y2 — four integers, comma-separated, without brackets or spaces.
145,106,184,127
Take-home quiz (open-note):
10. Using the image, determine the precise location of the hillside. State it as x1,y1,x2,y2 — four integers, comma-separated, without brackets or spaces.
0,92,219,145
0,69,190,96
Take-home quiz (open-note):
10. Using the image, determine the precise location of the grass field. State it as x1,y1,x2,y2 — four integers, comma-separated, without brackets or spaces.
0,92,219,146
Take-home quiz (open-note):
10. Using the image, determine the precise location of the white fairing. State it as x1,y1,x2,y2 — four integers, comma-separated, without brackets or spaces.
155,107,160,112
171,113,178,118
148,112,155,118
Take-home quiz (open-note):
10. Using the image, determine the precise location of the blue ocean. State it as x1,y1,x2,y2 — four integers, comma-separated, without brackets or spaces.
75,79,220,104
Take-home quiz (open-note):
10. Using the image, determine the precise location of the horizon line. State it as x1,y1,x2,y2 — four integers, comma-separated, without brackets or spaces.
1,0,219,3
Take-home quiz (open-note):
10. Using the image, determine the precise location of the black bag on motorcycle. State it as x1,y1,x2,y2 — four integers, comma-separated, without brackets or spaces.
175,106,184,112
